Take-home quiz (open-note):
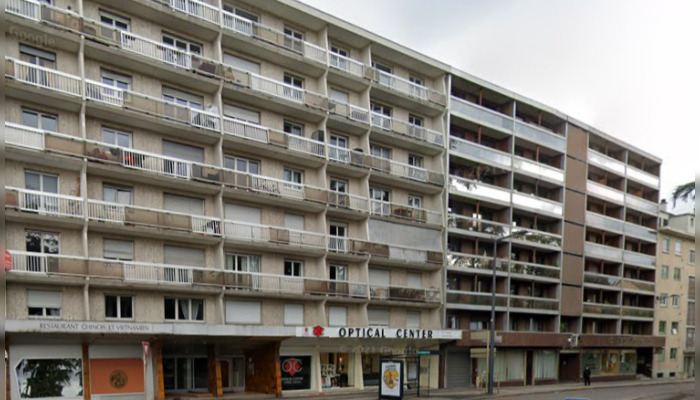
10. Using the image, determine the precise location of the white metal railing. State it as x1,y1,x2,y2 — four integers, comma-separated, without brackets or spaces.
302,42,327,64
328,236,348,253
5,122,45,149
169,0,220,24
88,200,126,223
7,187,83,218
248,174,304,199
328,145,351,163
375,70,429,100
124,262,193,285
371,112,392,130
250,74,304,103
404,123,445,146
222,117,269,143
6,0,40,20
327,192,369,213
222,11,255,35
85,80,125,106
370,200,391,216
388,246,429,263
370,284,441,303
329,99,370,123
120,31,192,69
6,251,85,274
283,132,325,157
122,148,193,179
372,157,431,183
450,137,511,168
6,57,82,96
329,53,364,76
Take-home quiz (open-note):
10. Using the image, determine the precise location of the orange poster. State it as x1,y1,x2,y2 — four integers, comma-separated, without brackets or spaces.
90,358,144,394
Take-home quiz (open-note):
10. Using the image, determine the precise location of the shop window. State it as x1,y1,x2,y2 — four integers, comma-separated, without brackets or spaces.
534,350,557,379
16,358,82,398
284,304,304,325
27,290,61,317
163,357,207,391
105,294,133,319
321,353,350,389
164,298,204,321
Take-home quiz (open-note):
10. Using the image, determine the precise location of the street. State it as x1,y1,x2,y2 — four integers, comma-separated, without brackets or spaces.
481,382,695,400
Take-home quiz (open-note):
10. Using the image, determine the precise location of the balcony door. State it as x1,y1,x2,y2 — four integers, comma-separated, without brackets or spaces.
225,203,262,239
163,245,204,283
220,357,245,392
25,230,59,272
24,170,58,214
19,45,56,87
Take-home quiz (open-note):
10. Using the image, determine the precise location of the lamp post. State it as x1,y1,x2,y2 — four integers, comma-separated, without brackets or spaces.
487,229,523,395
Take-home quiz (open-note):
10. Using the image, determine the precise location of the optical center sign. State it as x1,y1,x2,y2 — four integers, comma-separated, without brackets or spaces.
296,326,462,340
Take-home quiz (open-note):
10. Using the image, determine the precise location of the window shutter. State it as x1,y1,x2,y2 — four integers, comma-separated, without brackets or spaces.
284,214,305,230
284,304,304,325
329,89,349,103
368,308,389,327
224,204,261,223
369,268,390,285
406,311,421,329
104,239,134,260
407,273,422,288
163,194,204,215
223,104,260,124
223,54,260,74
164,246,205,267
226,300,261,323
162,140,204,163
329,306,347,326
27,290,61,308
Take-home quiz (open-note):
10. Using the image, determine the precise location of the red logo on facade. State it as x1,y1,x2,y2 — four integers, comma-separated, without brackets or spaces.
282,358,303,376
313,325,324,337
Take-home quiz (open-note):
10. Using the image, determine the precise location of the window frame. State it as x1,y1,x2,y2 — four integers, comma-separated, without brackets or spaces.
162,32,203,55
659,320,666,335
103,183,133,205
27,289,62,318
99,9,131,31
103,238,134,261
661,265,669,279
673,267,681,281
224,155,260,175
105,294,134,320
284,260,303,277
21,108,58,132
662,237,670,253
102,126,132,148
283,73,304,89
164,298,205,321
283,120,304,136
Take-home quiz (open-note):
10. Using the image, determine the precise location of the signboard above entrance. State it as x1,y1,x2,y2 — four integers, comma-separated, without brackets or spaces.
296,326,462,340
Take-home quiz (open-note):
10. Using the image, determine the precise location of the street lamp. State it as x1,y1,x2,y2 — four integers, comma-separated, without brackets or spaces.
487,228,525,395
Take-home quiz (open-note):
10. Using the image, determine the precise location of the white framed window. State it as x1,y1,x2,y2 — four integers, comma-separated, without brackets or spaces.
370,187,390,215
409,75,424,86
225,300,261,324
105,295,133,319
223,5,259,22
284,167,303,187
283,120,304,136
328,306,347,327
223,53,261,74
21,108,57,131
225,253,260,272
330,45,348,57
674,241,682,255
661,265,669,279
329,88,349,103
162,87,203,109
658,320,666,334
163,193,205,216
284,260,303,277
659,293,668,307
329,178,347,193
690,250,696,264
370,144,391,159
283,26,304,52
671,295,680,308
372,61,392,73
329,134,349,162
406,311,421,329
103,184,132,205
27,290,61,317
162,32,202,54
99,10,130,31
671,321,679,335
662,237,670,253
329,223,347,238
224,155,260,174
25,170,58,194
100,69,131,90
329,264,347,281
284,304,304,325
25,230,59,256
408,195,423,209
368,308,389,327
103,238,134,261
102,126,132,148
20,44,56,68
283,73,303,88
164,298,204,321
408,114,424,127
408,154,424,168
329,223,348,252
673,267,681,281
224,103,260,123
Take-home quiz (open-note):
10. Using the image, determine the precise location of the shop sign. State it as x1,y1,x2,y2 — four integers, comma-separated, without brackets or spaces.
280,356,311,391
296,326,462,340
35,321,152,333
379,360,403,399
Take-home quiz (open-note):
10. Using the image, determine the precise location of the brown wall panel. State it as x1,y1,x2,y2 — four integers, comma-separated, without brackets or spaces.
567,124,588,160
562,253,583,286
565,156,587,192
560,285,582,316
563,222,584,255
564,190,586,224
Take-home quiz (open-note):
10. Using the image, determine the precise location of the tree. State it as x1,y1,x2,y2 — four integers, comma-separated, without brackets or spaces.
670,181,695,206
19,359,82,398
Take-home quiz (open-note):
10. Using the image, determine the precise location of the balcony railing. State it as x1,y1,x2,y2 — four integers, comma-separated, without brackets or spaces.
509,227,562,248
449,176,511,203
514,120,566,152
5,122,45,149
585,211,625,233
584,272,622,288
371,113,445,146
222,116,269,143
368,243,443,265
450,96,514,131
168,0,220,25
449,137,511,169
509,261,561,280
370,284,441,303
446,290,508,307
623,221,656,242
583,303,621,316
327,237,368,254
587,149,626,175
125,261,194,285
369,156,443,185
328,100,370,124
327,192,369,213
446,252,509,273
620,306,654,319
626,166,659,188
370,200,441,224
6,187,83,218
447,214,512,236
6,57,81,97
587,181,625,204
509,295,559,311
6,0,40,20
88,200,221,236
371,69,429,100
329,53,365,76
222,11,327,64
625,194,658,215
620,278,654,293
512,157,564,183
584,242,623,262
223,220,326,250
512,192,563,216
622,250,656,268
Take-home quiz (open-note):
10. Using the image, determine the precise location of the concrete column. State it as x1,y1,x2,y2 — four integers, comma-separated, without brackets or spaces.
354,346,364,389
314,345,322,393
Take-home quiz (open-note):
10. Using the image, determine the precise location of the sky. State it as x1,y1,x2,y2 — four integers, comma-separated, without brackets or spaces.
298,0,698,213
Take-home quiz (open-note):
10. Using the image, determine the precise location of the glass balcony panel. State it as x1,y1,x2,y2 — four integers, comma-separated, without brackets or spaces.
512,193,563,216
447,215,512,236
509,296,559,311
446,290,508,307
512,157,564,183
446,252,509,273
620,278,654,293
620,306,654,319
587,181,625,204
587,149,625,175
450,96,514,131
583,272,622,288
449,137,511,169
585,211,624,233
509,261,560,279
623,222,656,242
583,303,621,316
514,121,566,152
626,166,659,188
584,242,623,261
622,250,655,267
449,176,511,203
625,194,657,214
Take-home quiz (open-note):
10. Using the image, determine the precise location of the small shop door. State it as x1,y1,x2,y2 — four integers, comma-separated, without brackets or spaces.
220,357,245,392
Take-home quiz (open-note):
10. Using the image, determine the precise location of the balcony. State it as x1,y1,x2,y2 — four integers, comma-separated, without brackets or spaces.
623,221,656,242
626,166,659,188
223,220,327,254
167,0,220,25
446,252,509,275
371,113,445,150
368,68,445,107
513,120,566,152
509,295,559,312
585,211,624,233
622,250,655,268
448,176,511,204
370,200,442,225
328,99,371,131
583,303,621,317
512,157,564,184
512,192,563,216
587,180,625,204
222,170,329,209
327,237,370,256
620,278,654,294
509,227,562,249
5,251,368,299
368,243,443,268
509,261,561,281
327,145,372,171
583,272,622,289
5,57,82,105
625,194,658,215
447,214,512,237
450,96,514,132
6,0,41,20
446,290,508,309
369,157,444,188
369,284,441,304
449,137,511,169
6,187,83,220
584,242,623,262
88,200,221,238
329,53,366,77
587,149,625,176
326,192,370,215
620,306,654,319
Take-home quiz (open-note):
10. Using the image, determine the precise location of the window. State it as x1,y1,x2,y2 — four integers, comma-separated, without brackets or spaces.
659,320,666,334
409,75,424,86
284,260,303,277
284,74,303,88
368,308,389,327
659,293,668,307
103,239,134,261
330,45,348,57
662,237,670,253
105,295,133,319
330,47,350,70
673,267,681,281
661,265,669,279
224,155,259,175
101,69,131,90
102,126,132,148
283,120,304,136
671,295,680,308
370,144,391,160
223,54,260,74
162,32,202,55
656,348,665,362
329,134,349,162
406,311,421,329
163,193,204,216
371,103,392,129
163,357,207,391
24,170,58,213
670,348,678,360
103,184,132,205
408,114,424,127
21,108,57,131
370,187,390,215
447,314,459,329
329,223,347,252
690,250,696,264
100,10,130,31
407,154,426,179
674,241,682,255
162,87,203,110
284,304,304,325
27,290,61,317
283,74,304,101
26,230,59,254
328,306,347,326
372,61,392,85
162,140,204,175
223,5,259,22
283,26,303,52
330,178,347,193
284,167,303,187
671,322,679,335
20,44,56,68
164,298,204,321
329,88,349,103
225,253,260,272
225,300,261,324
223,103,260,123
329,264,347,281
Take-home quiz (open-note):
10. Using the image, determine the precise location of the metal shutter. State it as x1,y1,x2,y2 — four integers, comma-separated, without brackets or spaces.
223,104,260,124
369,268,390,285
446,349,471,388
162,140,204,163
328,306,347,326
223,53,260,74
224,203,260,223
225,300,261,323
164,245,205,267
284,304,304,325
163,193,204,215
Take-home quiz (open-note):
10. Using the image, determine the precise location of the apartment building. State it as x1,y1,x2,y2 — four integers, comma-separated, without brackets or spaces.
4,0,664,398
653,206,695,378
